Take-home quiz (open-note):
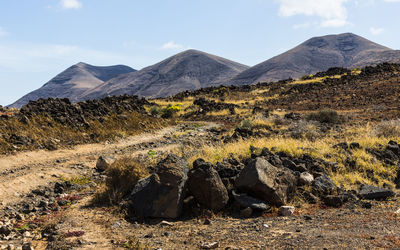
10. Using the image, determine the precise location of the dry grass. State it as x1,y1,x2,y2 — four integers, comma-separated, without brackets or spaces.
188,122,400,188
0,111,169,153
93,157,149,205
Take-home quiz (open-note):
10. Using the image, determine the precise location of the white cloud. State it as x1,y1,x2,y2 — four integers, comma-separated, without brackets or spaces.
278,0,349,27
370,27,384,35
0,42,125,73
0,27,7,37
60,0,82,10
161,41,185,50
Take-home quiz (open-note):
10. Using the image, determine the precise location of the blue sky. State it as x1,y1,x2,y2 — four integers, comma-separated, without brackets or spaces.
0,0,399,105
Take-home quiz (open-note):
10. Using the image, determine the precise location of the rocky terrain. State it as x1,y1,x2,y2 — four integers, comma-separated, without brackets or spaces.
0,63,399,249
10,63,136,108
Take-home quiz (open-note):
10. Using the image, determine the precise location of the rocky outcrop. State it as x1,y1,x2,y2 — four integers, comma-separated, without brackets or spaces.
129,154,188,219
187,160,229,211
235,157,297,206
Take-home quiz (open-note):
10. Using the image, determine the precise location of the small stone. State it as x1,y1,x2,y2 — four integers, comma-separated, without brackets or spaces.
395,208,400,214
111,222,121,228
144,232,153,238
263,224,269,228
22,243,34,250
203,218,212,225
96,156,115,172
23,231,31,238
240,207,253,218
159,220,174,226
278,206,295,216
201,242,219,249
304,215,312,221
298,172,314,186
7,244,15,250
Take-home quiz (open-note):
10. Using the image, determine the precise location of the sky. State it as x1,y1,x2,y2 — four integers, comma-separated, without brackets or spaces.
0,0,400,105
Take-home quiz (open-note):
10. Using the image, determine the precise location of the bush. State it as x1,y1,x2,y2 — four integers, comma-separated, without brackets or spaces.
289,120,321,141
238,119,253,129
306,108,339,124
93,157,148,205
150,106,161,116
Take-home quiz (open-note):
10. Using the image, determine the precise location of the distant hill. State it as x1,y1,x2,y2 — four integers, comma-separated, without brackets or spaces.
227,33,400,85
81,50,249,100
9,63,136,108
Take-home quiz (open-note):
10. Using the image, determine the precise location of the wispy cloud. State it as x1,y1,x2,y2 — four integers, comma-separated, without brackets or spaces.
60,0,82,10
370,27,384,35
161,41,185,50
0,42,125,73
384,0,400,2
278,0,349,27
0,27,8,37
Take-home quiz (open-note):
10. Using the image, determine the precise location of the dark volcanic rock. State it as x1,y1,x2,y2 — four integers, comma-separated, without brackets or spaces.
235,157,297,206
129,154,188,219
18,95,149,129
358,185,395,200
231,190,271,211
312,175,337,196
187,161,229,211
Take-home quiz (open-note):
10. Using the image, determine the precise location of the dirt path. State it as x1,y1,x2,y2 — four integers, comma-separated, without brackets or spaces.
0,122,217,208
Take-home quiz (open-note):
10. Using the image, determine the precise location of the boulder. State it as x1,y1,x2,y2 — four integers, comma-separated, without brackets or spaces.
312,175,336,196
129,154,188,219
231,190,270,211
358,185,396,200
187,161,229,211
235,157,297,206
322,195,345,207
298,172,314,186
96,156,115,172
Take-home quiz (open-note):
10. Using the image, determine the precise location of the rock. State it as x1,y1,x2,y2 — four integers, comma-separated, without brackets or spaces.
96,156,115,172
201,242,219,249
187,161,229,211
231,190,270,211
0,226,11,236
282,159,307,173
349,142,361,149
358,185,396,200
240,207,253,218
298,172,314,186
159,221,173,226
323,195,344,207
278,206,295,216
7,244,15,250
312,175,336,196
333,142,349,150
235,157,297,206
129,154,188,219
395,208,400,214
395,168,400,189
22,243,34,250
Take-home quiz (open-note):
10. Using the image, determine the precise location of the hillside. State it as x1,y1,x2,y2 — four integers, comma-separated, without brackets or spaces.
81,49,249,100
9,63,136,108
228,33,400,85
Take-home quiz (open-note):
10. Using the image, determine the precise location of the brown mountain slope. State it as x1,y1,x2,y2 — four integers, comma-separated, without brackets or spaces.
81,49,249,100
227,33,400,85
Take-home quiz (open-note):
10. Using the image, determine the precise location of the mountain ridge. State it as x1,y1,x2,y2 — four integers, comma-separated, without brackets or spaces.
9,63,136,108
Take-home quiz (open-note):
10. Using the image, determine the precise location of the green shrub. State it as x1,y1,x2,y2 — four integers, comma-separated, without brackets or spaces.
306,108,339,124
238,119,253,129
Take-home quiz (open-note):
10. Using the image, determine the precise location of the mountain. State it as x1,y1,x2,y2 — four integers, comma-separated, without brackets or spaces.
81,50,249,100
9,63,136,108
227,33,400,85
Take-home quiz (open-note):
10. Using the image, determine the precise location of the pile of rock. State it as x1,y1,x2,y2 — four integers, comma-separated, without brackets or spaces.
19,95,149,128
125,148,398,220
